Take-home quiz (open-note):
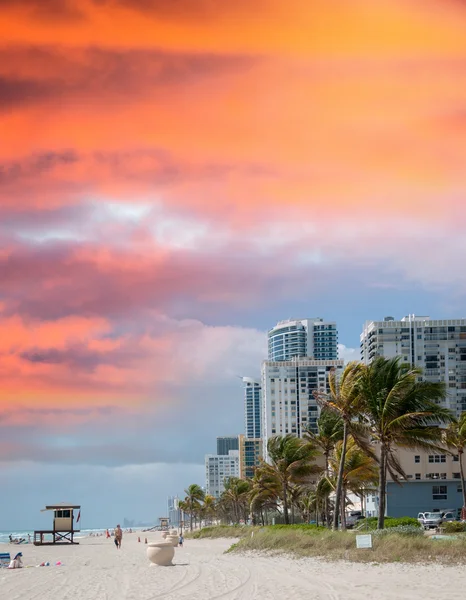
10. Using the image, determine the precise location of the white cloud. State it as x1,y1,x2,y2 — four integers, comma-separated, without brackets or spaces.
338,343,360,364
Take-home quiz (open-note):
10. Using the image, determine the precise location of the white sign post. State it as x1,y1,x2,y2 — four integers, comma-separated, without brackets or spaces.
356,534,373,549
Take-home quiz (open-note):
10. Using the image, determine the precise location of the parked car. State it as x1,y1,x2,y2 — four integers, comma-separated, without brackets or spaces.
417,510,457,529
346,511,365,529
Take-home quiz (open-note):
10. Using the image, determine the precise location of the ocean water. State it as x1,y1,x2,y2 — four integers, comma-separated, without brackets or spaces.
0,529,108,544
0,527,152,544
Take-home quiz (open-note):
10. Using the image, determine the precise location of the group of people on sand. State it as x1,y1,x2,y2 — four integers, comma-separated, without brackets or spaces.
8,534,30,544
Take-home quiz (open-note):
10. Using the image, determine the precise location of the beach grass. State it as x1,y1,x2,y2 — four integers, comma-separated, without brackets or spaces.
188,525,466,564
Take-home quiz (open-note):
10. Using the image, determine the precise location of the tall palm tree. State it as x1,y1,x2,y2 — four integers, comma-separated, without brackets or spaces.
305,409,343,526
328,436,378,529
184,484,205,531
257,434,321,525
314,361,364,529
358,357,452,529
443,412,466,514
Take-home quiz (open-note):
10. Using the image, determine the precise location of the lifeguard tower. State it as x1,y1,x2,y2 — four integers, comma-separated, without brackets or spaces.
34,502,81,545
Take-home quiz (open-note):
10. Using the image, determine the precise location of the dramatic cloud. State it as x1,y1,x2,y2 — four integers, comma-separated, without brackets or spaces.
0,0,465,528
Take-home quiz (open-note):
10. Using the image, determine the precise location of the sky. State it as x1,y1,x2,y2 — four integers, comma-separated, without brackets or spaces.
0,0,465,529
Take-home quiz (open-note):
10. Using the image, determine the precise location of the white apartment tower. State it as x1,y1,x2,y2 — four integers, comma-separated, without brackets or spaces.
205,450,240,498
262,358,344,454
360,315,466,416
268,318,338,362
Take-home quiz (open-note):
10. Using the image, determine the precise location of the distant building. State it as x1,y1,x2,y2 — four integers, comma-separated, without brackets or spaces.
238,435,263,479
262,358,345,454
243,377,262,439
268,318,338,362
365,446,465,519
205,450,240,498
217,436,239,456
167,496,179,528
360,315,466,417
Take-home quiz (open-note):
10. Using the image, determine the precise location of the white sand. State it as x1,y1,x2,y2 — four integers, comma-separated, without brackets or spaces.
1,532,465,599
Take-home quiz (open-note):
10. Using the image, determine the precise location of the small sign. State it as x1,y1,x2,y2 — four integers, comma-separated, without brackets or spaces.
356,534,373,549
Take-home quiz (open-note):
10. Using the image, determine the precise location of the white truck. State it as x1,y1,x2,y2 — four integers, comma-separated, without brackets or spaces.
417,510,457,529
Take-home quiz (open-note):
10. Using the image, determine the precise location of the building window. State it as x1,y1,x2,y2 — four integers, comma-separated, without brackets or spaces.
453,473,461,479
453,455,459,462
432,485,447,500
415,473,421,480
414,455,420,463
458,485,463,493
428,455,446,463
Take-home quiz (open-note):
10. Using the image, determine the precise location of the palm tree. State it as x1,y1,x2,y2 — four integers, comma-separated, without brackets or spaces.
184,484,205,531
221,477,251,524
327,436,378,529
202,494,217,526
443,412,466,513
305,409,343,526
257,434,321,524
358,357,452,529
314,361,364,529
249,468,280,525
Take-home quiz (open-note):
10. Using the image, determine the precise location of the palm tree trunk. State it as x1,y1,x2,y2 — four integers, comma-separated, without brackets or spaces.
377,443,387,529
459,449,466,511
333,420,348,530
340,489,346,530
283,481,289,525
190,501,193,531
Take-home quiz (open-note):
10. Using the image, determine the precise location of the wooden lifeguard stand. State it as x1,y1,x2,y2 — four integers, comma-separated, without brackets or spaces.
34,503,81,545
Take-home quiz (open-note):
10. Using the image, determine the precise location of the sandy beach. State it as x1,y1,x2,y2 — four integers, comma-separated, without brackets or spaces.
1,532,465,599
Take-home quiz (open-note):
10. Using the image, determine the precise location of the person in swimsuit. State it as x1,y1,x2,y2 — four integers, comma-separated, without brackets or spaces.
114,525,123,549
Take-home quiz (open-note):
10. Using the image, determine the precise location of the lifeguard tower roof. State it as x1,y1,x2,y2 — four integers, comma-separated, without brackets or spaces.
41,503,81,512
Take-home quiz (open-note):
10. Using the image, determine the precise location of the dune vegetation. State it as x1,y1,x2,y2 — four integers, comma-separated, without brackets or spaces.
189,525,466,564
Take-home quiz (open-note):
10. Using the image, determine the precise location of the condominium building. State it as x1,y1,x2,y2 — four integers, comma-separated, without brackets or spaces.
242,377,262,439
205,450,240,498
238,434,263,479
262,358,345,453
216,436,239,456
268,318,338,362
360,315,466,416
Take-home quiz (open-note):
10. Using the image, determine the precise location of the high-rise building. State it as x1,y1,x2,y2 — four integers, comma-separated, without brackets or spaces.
216,436,239,456
360,315,466,416
205,450,240,498
242,377,262,439
238,434,263,479
268,318,338,362
167,496,179,528
262,358,345,454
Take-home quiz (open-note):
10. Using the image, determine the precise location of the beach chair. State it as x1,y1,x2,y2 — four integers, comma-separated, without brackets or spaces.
0,552,11,568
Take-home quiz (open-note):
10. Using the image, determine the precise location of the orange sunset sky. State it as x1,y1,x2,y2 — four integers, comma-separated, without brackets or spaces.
0,0,465,525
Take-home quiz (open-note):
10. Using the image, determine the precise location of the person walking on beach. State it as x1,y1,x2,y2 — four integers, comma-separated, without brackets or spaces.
179,534,184,547
114,525,123,549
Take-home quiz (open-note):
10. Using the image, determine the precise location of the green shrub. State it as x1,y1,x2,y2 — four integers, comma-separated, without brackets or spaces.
442,522,466,533
356,516,421,530
372,525,424,537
